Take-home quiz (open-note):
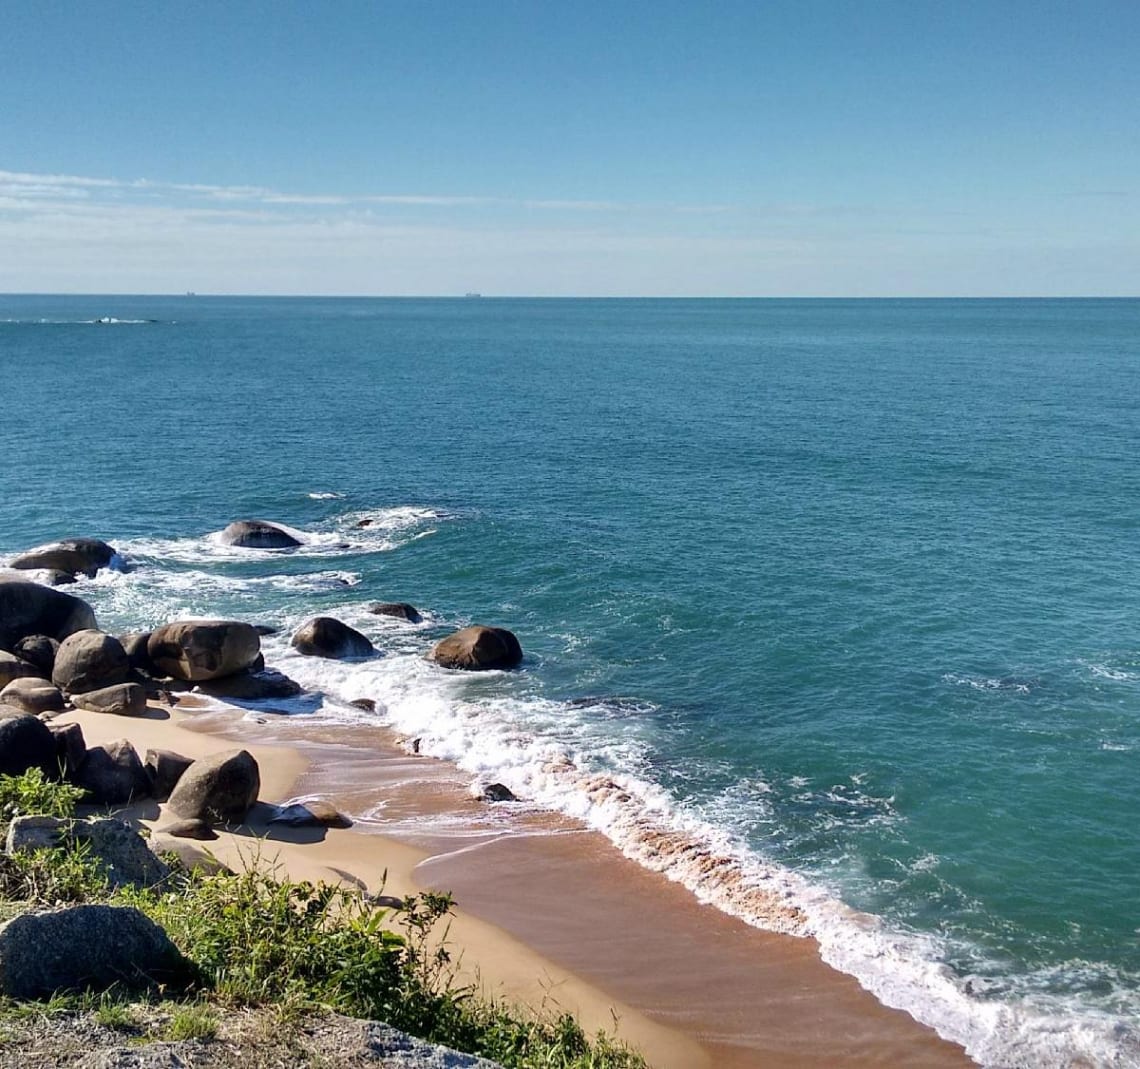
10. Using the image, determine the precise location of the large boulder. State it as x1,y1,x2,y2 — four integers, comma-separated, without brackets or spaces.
52,630,131,695
0,904,185,998
0,577,96,649
195,668,303,701
6,816,170,890
166,749,260,824
75,740,151,805
218,520,302,549
118,632,157,675
368,602,423,623
8,538,118,579
0,712,58,777
427,625,523,671
147,620,260,682
291,617,375,660
48,721,86,778
0,651,41,690
12,634,59,677
0,676,66,715
71,682,147,717
143,749,193,802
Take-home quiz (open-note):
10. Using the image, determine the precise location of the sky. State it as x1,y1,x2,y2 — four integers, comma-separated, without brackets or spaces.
1,1,1137,296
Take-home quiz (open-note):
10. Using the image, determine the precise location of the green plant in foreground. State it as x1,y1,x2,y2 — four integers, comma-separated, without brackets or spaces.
0,767,83,824
166,1000,218,1042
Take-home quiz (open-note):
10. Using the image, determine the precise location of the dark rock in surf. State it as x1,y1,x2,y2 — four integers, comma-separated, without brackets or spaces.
147,620,261,682
368,602,423,623
349,698,376,712
427,626,523,671
52,630,131,695
0,577,97,649
269,800,352,829
9,538,117,579
218,520,302,549
195,667,302,701
481,783,517,803
291,617,375,660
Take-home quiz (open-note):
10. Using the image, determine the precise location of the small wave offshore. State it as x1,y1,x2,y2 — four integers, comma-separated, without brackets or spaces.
32,507,1140,1069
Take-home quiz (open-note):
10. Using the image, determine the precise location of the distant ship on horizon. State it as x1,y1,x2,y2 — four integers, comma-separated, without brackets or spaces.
464,292,482,298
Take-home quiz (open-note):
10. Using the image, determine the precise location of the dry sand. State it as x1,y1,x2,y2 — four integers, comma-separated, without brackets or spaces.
59,700,974,1069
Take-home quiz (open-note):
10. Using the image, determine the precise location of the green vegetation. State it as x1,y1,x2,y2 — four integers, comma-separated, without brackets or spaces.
0,767,84,823
0,770,647,1068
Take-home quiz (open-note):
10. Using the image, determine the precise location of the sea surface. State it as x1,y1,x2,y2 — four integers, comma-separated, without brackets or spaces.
1,295,1138,1067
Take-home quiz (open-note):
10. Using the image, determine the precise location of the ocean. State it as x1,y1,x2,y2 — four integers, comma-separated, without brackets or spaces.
1,295,1137,1066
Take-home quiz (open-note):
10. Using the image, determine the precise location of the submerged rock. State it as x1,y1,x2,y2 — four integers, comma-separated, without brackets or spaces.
291,617,375,660
481,783,517,803
195,667,302,701
368,602,423,623
9,538,118,579
218,520,302,549
428,626,523,671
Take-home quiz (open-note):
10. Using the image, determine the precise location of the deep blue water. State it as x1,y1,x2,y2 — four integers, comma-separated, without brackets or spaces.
2,296,1138,1066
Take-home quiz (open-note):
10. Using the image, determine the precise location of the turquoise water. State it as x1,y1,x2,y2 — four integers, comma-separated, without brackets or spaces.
2,296,1138,1065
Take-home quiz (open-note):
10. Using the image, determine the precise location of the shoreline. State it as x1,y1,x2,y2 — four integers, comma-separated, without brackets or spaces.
61,699,972,1068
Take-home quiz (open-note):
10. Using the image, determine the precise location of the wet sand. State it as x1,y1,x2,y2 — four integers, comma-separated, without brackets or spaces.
62,700,974,1068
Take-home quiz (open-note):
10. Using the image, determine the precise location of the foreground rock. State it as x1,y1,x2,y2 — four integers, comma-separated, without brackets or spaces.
195,667,303,701
428,626,523,671
76,740,151,805
0,676,66,715
6,816,170,889
166,749,260,824
0,651,42,690
144,749,194,801
0,713,59,777
291,617,375,659
52,630,131,695
0,577,97,650
48,721,86,777
71,682,147,717
147,620,260,681
218,519,302,549
369,602,423,623
0,904,185,998
8,538,118,579
12,634,59,676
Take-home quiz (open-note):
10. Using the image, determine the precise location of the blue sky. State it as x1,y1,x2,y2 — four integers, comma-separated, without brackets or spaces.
2,1,1136,295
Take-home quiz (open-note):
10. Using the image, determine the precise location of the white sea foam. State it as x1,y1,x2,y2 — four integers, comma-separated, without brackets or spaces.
308,492,345,500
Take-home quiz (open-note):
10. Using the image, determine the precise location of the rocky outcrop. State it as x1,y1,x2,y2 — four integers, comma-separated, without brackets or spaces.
218,520,302,549
8,538,118,579
195,667,303,701
0,577,96,649
368,602,423,623
269,800,352,829
72,682,147,717
0,712,59,777
147,620,261,682
12,634,59,677
0,676,66,715
0,905,185,998
6,816,169,890
291,617,375,660
75,740,151,805
143,749,193,801
427,626,523,671
166,749,260,824
0,651,42,690
52,630,131,695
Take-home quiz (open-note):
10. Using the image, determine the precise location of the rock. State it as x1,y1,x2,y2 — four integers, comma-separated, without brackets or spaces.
143,749,194,801
357,1021,504,1068
146,620,261,682
481,783,517,803
0,651,45,690
0,676,65,715
118,632,157,675
72,682,147,717
155,818,217,841
195,668,302,701
44,569,78,586
48,721,86,777
0,904,185,998
253,624,279,636
8,538,117,579
166,749,260,824
0,712,58,777
218,520,302,549
52,630,131,695
356,517,375,528
12,634,59,676
368,602,423,623
0,577,96,649
6,816,169,890
349,698,376,712
427,626,523,671
269,800,352,829
291,617,375,660
146,834,230,875
76,740,151,805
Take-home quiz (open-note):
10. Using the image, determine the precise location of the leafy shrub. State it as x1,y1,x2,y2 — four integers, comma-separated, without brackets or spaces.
0,768,83,824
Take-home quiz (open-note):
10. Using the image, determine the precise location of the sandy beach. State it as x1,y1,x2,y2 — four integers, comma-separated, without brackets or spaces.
57,699,973,1069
